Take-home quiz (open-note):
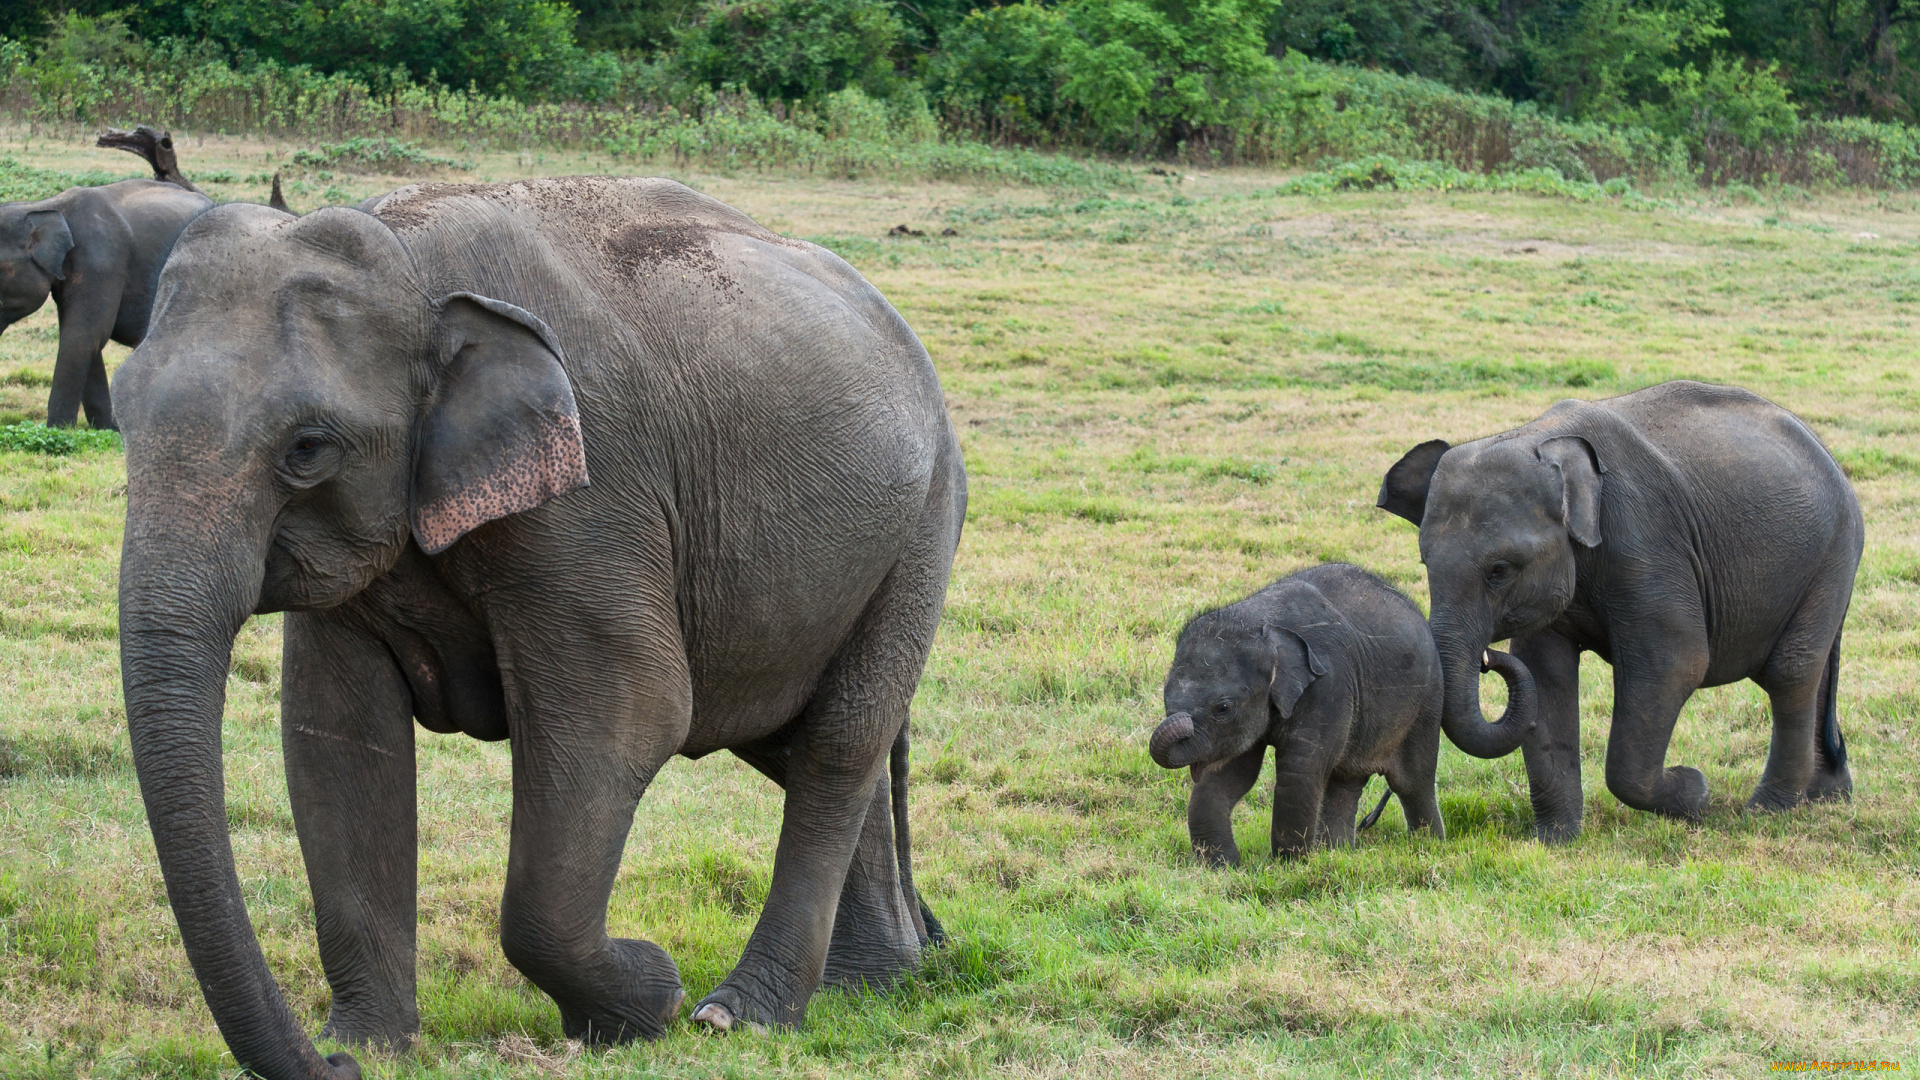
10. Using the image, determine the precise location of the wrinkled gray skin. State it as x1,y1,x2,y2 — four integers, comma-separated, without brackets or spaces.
113,177,964,1079
0,180,210,427
1148,564,1490,865
1378,381,1861,844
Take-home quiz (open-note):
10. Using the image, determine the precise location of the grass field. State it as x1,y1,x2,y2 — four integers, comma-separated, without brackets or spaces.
2,132,1918,1078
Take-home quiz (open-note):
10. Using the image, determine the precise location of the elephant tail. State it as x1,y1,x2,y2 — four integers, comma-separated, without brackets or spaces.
891,722,945,947
1818,629,1847,771
1357,785,1394,831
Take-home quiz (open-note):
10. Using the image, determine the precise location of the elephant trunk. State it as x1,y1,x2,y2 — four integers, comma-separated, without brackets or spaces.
1434,622,1535,760
1150,712,1202,768
120,530,357,1080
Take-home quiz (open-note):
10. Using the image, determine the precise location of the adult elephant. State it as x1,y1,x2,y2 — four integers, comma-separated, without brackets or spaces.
114,177,964,1078
1,178,210,428
1377,381,1861,844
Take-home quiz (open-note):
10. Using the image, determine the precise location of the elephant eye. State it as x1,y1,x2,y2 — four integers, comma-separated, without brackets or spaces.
1210,701,1234,721
1484,560,1514,586
279,430,341,488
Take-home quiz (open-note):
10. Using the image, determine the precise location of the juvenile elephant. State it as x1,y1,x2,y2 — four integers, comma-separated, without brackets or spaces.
1378,380,1862,843
113,177,964,1078
0,178,209,427
1147,564,1516,864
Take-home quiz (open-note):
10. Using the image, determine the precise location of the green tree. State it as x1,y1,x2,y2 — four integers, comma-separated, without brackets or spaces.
928,0,1284,152
677,0,906,102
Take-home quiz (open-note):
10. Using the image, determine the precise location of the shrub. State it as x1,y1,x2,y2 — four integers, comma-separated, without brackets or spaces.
0,422,122,455
676,0,905,104
126,0,597,101
928,0,1284,155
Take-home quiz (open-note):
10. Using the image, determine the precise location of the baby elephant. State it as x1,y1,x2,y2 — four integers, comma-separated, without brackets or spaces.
1149,564,1525,866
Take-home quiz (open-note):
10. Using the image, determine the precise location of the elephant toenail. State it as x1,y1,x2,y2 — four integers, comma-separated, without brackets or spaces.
693,1003,735,1032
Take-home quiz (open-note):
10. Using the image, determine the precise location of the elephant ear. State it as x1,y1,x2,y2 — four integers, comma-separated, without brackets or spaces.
1538,435,1604,547
1262,625,1329,720
411,293,589,554
1377,439,1450,525
25,210,74,281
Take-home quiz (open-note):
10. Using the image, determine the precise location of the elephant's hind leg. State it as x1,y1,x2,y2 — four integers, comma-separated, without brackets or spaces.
1751,616,1852,812
730,726,926,991
695,505,954,1031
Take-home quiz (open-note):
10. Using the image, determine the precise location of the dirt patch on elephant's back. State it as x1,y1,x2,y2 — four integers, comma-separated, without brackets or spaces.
602,222,738,291
373,183,499,231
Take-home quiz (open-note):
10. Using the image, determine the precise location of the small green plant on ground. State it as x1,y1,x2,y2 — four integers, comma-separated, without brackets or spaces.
290,137,473,173
0,421,121,455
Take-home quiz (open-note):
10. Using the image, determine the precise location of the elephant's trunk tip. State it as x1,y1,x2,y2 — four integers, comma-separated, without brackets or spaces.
1150,712,1197,768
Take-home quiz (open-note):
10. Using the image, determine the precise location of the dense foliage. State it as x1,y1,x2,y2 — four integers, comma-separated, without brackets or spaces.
6,0,1920,184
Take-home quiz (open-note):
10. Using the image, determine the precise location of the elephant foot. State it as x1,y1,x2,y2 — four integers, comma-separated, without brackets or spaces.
691,994,773,1034
1655,766,1710,822
320,1012,417,1054
1532,813,1583,845
1530,793,1584,845
323,1052,362,1080
1193,841,1240,868
1745,778,1809,813
821,860,923,991
546,938,685,1044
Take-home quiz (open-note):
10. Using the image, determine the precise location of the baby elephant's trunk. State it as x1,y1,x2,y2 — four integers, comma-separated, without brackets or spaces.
1149,712,1199,768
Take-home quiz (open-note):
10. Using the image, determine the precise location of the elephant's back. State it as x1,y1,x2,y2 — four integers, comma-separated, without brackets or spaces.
367,177,946,458
1598,380,1859,536
1263,564,1439,679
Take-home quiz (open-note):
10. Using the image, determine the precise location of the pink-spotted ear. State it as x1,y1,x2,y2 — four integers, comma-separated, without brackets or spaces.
410,293,588,554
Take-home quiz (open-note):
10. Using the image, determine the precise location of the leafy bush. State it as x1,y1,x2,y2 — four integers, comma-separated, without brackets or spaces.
677,0,905,103
930,0,1284,155
116,0,598,101
0,422,122,455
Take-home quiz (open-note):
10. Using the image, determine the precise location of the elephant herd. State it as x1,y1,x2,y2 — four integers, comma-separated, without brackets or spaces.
0,146,1867,1079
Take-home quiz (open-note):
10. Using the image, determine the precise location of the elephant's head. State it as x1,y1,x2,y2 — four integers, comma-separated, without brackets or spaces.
0,204,73,332
113,204,588,1078
1377,433,1601,758
1150,609,1327,770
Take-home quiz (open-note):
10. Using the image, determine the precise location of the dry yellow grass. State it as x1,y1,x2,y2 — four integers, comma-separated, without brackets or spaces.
1,130,1916,1078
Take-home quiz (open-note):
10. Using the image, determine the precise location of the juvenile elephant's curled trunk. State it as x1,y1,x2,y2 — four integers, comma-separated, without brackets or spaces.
1149,712,1199,768
1436,636,1536,760
121,538,358,1080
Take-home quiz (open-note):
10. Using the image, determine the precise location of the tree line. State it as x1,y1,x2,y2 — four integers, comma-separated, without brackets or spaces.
2,0,1916,157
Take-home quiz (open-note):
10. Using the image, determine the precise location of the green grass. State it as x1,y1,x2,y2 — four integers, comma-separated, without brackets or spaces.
1,135,1917,1078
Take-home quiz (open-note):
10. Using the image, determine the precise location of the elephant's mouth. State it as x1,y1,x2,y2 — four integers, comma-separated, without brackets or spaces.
1149,712,1202,768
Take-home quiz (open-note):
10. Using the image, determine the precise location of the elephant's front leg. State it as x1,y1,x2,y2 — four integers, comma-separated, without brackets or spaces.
1269,757,1333,859
494,617,690,1044
1513,631,1584,843
1187,745,1266,867
282,612,420,1050
1387,712,1445,839
48,297,119,429
1605,637,1711,822
1316,775,1368,850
